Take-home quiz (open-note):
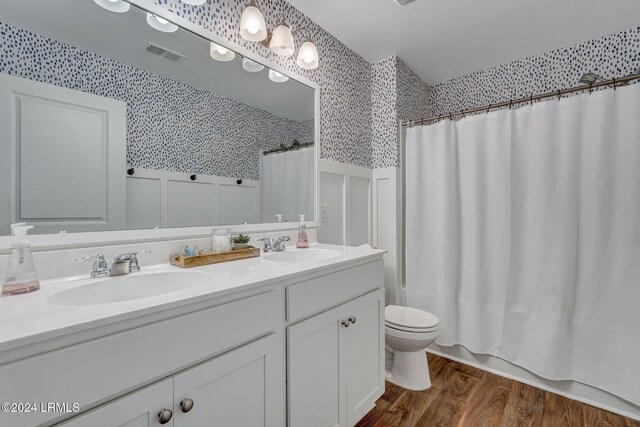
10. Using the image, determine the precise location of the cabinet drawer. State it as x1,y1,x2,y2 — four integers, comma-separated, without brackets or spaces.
286,260,384,322
0,290,278,427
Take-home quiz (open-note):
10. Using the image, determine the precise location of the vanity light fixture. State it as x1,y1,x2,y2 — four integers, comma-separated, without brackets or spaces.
146,13,179,33
240,1,267,41
180,0,207,5
242,58,265,73
93,0,130,13
210,42,236,62
268,69,289,83
295,29,319,70
269,19,295,56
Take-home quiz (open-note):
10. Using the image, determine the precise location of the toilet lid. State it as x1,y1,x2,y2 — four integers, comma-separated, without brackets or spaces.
385,305,439,330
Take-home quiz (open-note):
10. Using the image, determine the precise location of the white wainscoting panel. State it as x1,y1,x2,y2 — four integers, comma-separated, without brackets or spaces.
126,169,259,229
219,184,259,225
126,177,161,230
318,160,371,246
372,167,402,306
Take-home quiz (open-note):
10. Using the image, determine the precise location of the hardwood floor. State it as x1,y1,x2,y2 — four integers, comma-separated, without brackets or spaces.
356,354,640,427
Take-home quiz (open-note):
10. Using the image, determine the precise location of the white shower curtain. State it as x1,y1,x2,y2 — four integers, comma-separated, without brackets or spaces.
261,146,314,223
406,84,640,405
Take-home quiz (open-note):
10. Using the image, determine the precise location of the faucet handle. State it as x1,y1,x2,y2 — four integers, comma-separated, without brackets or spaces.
257,237,273,251
75,254,108,278
128,250,151,273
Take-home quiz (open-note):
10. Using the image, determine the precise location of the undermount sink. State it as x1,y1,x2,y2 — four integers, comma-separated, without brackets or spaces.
48,271,212,306
264,248,342,263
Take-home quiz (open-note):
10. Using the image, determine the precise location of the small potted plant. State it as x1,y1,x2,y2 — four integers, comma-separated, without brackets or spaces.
232,234,251,250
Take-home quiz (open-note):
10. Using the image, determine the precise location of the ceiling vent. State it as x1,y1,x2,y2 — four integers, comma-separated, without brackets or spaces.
145,43,185,63
394,0,417,5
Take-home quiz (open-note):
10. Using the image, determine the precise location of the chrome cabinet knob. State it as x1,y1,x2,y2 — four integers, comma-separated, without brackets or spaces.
158,408,173,424
349,316,357,325
180,398,194,413
341,319,350,328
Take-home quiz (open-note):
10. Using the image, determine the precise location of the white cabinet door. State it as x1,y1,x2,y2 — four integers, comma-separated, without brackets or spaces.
0,73,126,234
57,379,174,427
342,291,384,427
288,305,344,427
172,334,281,427
288,289,385,427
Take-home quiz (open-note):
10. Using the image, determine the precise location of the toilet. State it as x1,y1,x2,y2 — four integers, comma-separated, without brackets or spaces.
385,305,439,391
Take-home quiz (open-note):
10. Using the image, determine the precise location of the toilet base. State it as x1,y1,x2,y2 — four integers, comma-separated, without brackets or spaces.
386,350,431,391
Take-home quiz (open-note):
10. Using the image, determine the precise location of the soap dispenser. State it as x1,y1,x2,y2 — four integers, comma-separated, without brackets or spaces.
2,223,41,296
296,215,309,249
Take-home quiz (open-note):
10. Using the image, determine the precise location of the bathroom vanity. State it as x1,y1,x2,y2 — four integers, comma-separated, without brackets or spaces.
0,244,385,427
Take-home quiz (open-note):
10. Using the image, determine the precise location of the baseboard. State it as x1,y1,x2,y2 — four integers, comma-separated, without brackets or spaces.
427,344,640,422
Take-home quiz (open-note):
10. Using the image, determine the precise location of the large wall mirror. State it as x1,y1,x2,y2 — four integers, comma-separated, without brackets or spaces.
0,0,317,236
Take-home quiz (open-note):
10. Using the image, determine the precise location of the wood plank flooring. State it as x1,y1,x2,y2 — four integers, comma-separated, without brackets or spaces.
356,354,640,427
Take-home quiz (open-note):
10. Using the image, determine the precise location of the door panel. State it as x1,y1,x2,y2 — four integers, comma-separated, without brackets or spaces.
172,335,279,427
57,379,173,427
342,292,384,426
0,73,126,234
288,309,343,427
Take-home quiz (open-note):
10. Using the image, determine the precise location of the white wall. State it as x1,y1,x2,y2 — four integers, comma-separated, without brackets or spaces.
317,160,371,247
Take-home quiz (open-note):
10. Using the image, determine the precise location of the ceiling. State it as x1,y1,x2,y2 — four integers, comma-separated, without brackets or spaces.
0,0,314,122
287,0,640,85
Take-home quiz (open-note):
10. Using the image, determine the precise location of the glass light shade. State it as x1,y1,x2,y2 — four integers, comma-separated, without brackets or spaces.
269,23,294,56
180,0,207,5
240,4,267,41
93,0,130,13
242,58,265,73
146,13,178,33
268,69,289,83
210,43,236,62
296,40,319,69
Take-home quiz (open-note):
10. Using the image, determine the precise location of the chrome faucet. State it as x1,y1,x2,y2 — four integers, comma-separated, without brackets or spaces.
257,236,291,252
76,250,150,278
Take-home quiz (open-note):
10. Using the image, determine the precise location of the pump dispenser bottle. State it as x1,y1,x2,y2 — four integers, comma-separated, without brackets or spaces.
2,223,41,296
296,215,309,249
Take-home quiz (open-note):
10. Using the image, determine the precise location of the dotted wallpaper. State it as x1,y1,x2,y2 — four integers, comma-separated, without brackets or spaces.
0,22,310,180
155,0,373,168
371,56,431,169
430,26,640,116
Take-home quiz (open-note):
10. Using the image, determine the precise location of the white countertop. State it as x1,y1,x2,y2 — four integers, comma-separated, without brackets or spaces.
0,244,385,355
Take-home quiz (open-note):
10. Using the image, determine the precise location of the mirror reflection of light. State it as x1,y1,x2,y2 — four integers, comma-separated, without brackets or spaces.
93,0,130,13
242,58,265,73
210,42,236,62
268,69,289,83
146,13,178,33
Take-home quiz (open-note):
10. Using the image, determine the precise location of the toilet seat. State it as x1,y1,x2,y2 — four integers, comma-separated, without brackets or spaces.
385,322,438,333
385,305,439,332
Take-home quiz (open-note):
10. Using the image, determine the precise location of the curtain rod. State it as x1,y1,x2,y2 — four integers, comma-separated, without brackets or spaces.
263,142,314,156
402,73,640,127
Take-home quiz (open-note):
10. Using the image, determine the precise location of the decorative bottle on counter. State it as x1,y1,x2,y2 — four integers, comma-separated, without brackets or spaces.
296,215,309,249
2,223,41,296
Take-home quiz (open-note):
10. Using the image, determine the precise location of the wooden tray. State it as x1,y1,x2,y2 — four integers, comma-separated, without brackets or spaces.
170,246,261,268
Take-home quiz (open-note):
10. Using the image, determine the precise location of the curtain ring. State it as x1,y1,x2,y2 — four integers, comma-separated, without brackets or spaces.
509,99,513,109
486,104,492,114
589,82,593,94
449,111,453,120
557,90,562,100
530,94,533,106
461,110,466,118
613,77,617,90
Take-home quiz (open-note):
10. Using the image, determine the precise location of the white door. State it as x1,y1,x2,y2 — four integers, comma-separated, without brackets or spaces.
172,335,280,427
342,290,384,426
288,306,344,427
57,379,174,427
0,73,126,234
